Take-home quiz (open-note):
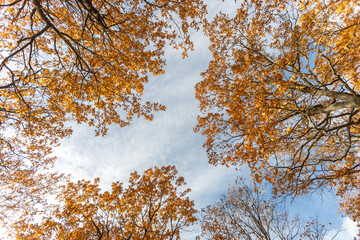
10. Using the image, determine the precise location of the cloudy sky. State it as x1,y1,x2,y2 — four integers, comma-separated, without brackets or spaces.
52,1,357,239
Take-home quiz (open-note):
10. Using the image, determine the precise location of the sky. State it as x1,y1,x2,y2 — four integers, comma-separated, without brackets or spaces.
52,1,357,239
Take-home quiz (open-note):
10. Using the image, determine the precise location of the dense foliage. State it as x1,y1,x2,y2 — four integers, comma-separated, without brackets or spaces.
0,0,205,224
196,0,360,221
13,166,196,239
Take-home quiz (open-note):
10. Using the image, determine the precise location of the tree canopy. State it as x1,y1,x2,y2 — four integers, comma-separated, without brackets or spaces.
196,0,360,221
0,0,206,223
12,166,197,240
1,0,359,237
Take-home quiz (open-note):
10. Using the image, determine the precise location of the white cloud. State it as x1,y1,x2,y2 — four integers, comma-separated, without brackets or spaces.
342,217,358,239
324,217,357,239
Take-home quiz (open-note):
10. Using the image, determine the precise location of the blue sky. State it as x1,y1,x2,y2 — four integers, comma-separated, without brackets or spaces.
52,1,357,239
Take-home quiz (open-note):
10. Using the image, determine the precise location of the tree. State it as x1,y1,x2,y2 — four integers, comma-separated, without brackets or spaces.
195,0,360,221
12,165,197,239
200,178,336,240
0,0,206,224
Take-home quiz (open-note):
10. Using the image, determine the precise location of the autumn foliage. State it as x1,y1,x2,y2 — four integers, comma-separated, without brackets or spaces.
12,166,196,239
1,0,359,237
196,0,360,221
0,0,205,223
